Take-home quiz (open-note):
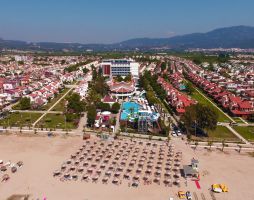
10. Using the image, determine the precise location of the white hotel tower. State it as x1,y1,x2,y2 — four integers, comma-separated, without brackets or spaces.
100,59,139,78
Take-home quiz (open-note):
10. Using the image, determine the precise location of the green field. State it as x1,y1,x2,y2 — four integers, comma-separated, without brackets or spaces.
233,117,246,124
51,99,66,111
41,88,69,110
36,113,78,130
233,126,254,142
189,87,231,123
0,112,42,127
207,126,239,141
51,90,73,111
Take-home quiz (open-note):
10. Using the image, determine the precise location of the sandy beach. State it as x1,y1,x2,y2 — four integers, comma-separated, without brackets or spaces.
0,134,254,200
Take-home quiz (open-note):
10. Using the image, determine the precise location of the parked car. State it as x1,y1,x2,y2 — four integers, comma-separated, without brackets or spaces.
178,191,186,199
177,130,182,136
220,184,229,192
212,183,229,193
212,184,222,193
172,124,177,130
172,131,177,137
186,191,192,200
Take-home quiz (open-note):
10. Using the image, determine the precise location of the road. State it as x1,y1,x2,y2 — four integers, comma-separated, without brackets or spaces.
32,86,75,127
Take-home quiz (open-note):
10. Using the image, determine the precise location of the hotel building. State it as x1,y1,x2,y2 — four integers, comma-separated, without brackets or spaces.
100,59,139,78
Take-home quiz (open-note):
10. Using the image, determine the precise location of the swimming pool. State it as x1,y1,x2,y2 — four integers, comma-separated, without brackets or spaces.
120,102,140,120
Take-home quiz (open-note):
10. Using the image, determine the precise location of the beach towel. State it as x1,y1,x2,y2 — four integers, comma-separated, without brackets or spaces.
195,180,201,189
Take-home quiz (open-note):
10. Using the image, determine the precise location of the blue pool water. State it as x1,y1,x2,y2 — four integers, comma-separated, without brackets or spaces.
120,102,140,120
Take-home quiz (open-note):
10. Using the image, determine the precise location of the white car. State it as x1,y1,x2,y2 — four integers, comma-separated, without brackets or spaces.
172,131,177,137
177,130,182,136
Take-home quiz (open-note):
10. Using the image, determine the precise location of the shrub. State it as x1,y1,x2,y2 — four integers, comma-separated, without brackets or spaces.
45,118,52,123
25,118,31,122
111,102,121,114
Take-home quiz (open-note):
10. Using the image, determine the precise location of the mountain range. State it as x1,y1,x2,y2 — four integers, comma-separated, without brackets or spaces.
1,26,254,52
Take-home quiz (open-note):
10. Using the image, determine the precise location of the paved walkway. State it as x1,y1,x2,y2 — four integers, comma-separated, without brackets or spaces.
114,111,121,133
0,127,78,135
32,86,75,127
239,117,249,124
11,110,63,114
163,100,178,126
4,101,20,111
77,113,87,132
219,122,254,127
190,144,254,152
65,85,78,88
225,124,250,144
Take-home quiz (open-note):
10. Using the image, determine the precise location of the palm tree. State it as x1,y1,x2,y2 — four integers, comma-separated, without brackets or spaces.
167,135,171,143
19,125,22,133
148,135,153,140
96,130,102,138
108,119,112,135
222,140,226,152
129,107,134,118
187,133,192,144
195,141,199,150
126,115,131,134
208,141,213,150
115,131,120,139
238,145,242,153
130,134,134,142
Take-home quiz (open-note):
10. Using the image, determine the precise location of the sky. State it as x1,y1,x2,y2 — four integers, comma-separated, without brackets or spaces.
0,0,254,44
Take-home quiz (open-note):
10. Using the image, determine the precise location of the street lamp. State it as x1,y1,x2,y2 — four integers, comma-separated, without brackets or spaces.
195,120,197,137
64,115,67,133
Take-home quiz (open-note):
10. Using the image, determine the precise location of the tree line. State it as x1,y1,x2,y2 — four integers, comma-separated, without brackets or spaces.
86,67,120,126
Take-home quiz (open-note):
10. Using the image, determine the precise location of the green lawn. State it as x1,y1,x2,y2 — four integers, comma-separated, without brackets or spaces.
0,112,42,127
233,117,245,124
41,88,69,110
51,99,66,111
207,126,239,141
189,87,231,123
36,113,79,130
233,126,254,142
51,90,73,112
12,103,22,110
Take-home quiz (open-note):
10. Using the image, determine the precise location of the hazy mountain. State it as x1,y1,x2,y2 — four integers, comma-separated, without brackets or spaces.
1,26,254,51
118,26,254,49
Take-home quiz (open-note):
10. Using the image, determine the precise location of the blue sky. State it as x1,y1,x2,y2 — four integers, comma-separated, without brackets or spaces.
0,0,254,43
